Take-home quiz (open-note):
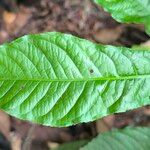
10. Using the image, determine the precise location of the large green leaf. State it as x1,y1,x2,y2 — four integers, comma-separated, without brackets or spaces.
95,0,150,34
0,32,150,127
82,127,150,150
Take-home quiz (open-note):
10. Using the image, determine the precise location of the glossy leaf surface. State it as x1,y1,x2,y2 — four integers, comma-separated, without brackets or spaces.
95,0,150,34
0,32,150,127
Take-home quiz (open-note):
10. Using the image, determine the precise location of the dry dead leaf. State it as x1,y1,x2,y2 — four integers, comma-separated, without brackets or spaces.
48,141,59,149
143,107,150,116
10,132,22,150
141,40,150,48
3,11,17,24
96,115,115,133
0,110,10,139
4,8,32,35
93,26,123,44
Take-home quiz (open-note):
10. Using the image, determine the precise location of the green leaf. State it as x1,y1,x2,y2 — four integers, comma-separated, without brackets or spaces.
81,127,150,150
0,32,150,127
54,140,89,150
95,0,150,34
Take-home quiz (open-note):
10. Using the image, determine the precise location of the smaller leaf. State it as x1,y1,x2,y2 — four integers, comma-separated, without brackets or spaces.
81,127,150,150
95,0,150,35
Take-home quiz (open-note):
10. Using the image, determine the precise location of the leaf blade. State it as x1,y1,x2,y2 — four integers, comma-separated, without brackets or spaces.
0,32,150,126
95,0,150,34
81,127,150,150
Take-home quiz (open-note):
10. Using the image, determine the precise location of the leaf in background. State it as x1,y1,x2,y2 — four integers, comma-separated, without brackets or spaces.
54,140,89,150
0,32,150,127
95,0,150,34
81,127,150,150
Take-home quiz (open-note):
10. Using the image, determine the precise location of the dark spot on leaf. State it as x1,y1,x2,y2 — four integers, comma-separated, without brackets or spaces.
20,85,25,90
90,69,94,74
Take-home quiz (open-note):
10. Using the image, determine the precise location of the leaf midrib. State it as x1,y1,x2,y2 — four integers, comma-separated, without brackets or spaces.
0,74,150,82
